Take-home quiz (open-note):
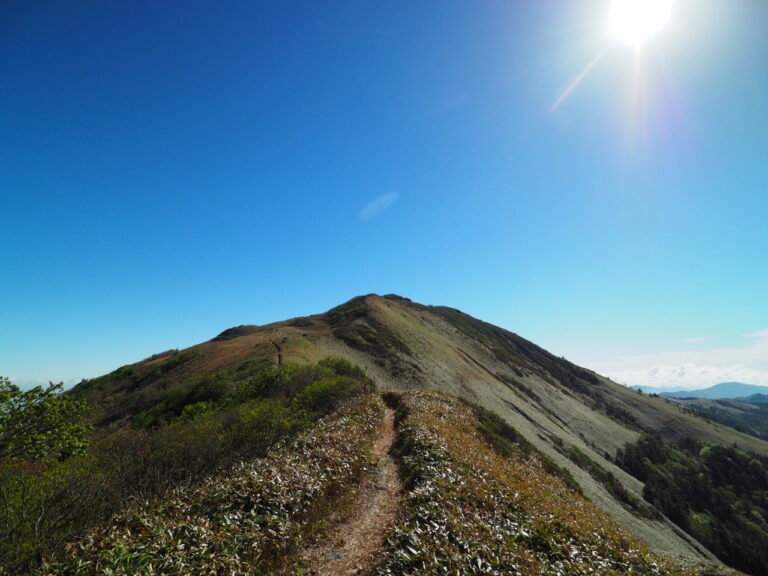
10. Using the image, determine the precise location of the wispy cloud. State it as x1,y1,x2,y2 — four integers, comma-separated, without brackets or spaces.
603,363,768,390
591,329,768,389
9,377,81,391
682,337,707,343
359,192,399,221
747,329,768,339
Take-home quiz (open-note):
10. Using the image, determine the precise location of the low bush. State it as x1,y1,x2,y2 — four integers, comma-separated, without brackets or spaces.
377,391,691,576
0,357,373,575
42,396,383,575
293,376,366,416
474,404,582,494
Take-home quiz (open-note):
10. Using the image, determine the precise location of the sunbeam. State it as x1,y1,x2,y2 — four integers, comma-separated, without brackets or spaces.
550,47,608,112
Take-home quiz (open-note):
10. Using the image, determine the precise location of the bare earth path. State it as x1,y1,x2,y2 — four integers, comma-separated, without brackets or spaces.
300,404,401,576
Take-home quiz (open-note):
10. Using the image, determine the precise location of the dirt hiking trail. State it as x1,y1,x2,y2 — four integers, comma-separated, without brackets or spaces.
300,404,401,576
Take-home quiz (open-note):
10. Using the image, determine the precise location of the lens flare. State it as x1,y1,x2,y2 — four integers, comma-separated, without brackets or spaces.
610,0,673,46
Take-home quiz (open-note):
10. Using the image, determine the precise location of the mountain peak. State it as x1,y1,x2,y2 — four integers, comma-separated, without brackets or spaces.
61,295,768,575
662,382,768,400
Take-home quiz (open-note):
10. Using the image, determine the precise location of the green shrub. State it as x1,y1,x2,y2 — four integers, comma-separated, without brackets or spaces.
234,365,315,402
0,358,372,574
0,456,114,574
292,376,362,416
179,401,211,422
317,357,366,379
133,372,232,428
0,462,55,573
229,399,309,456
234,357,371,404
0,379,91,462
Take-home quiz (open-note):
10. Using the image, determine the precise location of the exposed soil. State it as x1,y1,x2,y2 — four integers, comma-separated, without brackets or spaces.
300,404,401,576
271,337,283,365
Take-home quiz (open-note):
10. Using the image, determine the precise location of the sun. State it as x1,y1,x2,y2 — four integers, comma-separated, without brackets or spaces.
610,0,673,46
551,0,676,111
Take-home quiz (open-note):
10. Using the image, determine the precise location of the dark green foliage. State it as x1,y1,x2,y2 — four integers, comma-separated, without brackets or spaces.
496,373,541,401
70,349,202,425
0,378,93,572
563,445,650,516
292,376,364,416
130,355,367,428
326,297,422,383
178,401,211,422
325,295,371,326
233,364,319,403
599,400,641,428
44,397,383,576
132,371,233,428
317,356,366,379
381,391,409,428
98,349,200,394
228,399,308,455
673,398,768,441
232,356,370,405
0,379,91,462
0,358,371,575
287,316,314,328
0,460,91,573
616,434,768,575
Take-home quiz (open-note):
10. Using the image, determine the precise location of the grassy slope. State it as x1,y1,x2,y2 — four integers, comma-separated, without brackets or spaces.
41,396,384,575
44,391,740,576
665,397,768,441
64,293,768,568
378,390,716,576
70,319,333,428
321,295,767,564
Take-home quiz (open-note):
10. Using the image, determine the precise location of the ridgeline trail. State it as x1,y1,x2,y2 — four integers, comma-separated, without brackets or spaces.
300,404,401,576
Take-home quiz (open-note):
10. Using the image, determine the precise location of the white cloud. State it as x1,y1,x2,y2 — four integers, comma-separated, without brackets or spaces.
746,329,768,339
604,363,768,390
359,192,399,221
682,337,707,343
8,377,81,391
591,329,768,390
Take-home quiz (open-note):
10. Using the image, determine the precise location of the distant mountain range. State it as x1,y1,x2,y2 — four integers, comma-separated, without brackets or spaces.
742,393,768,404
663,395,768,442
631,382,768,400
630,384,689,394
662,382,768,400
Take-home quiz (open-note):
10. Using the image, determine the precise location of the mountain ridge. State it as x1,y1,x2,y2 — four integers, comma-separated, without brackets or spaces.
62,293,768,574
661,382,768,400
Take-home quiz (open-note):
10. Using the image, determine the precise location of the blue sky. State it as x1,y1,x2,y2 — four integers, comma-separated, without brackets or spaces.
2,1,767,389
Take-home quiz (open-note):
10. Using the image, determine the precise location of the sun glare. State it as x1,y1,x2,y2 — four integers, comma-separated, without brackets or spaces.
551,0,677,112
610,0,673,46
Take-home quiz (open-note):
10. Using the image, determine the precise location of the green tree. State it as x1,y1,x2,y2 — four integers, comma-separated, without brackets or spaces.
0,378,91,462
